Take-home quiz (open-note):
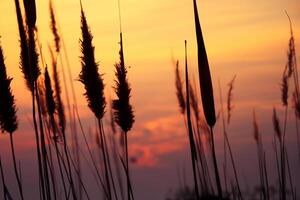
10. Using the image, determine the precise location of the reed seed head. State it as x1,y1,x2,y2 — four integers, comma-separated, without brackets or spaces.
79,5,106,119
49,46,65,132
23,0,37,28
44,67,55,116
49,0,60,53
227,75,236,124
0,44,18,134
112,34,134,133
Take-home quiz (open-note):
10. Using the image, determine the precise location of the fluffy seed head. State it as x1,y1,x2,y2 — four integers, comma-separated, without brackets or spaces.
23,0,37,28
112,33,134,133
0,44,18,134
79,6,106,119
44,67,56,116
227,75,236,124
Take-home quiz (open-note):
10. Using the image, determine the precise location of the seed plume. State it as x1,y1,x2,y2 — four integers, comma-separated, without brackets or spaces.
227,75,236,124
0,43,18,134
49,0,60,53
78,4,106,119
23,0,36,28
49,46,65,133
44,67,55,116
112,34,134,133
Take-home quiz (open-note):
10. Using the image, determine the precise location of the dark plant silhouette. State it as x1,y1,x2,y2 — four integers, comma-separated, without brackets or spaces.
78,2,115,200
175,61,186,115
49,0,60,53
192,0,221,197
0,43,22,200
183,40,200,199
113,32,135,200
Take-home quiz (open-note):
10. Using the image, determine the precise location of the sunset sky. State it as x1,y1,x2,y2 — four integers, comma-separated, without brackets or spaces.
0,0,300,199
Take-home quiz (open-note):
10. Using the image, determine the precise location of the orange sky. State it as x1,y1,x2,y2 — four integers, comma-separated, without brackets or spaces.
0,0,300,199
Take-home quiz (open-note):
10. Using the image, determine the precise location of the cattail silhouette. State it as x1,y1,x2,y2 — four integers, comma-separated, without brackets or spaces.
0,43,23,200
49,0,60,53
192,0,221,196
227,75,236,124
175,61,186,115
192,0,216,127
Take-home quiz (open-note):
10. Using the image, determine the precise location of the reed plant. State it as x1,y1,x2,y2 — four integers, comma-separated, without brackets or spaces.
78,2,117,199
183,40,200,199
252,110,269,200
218,77,242,199
0,42,23,200
192,0,222,197
112,32,135,200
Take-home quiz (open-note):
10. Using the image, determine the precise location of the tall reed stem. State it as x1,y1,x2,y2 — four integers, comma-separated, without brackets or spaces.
50,116,68,199
184,41,200,199
218,81,242,199
0,158,7,200
209,127,222,198
281,106,288,200
97,118,112,200
124,132,131,200
35,84,52,200
32,88,46,200
9,133,24,200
